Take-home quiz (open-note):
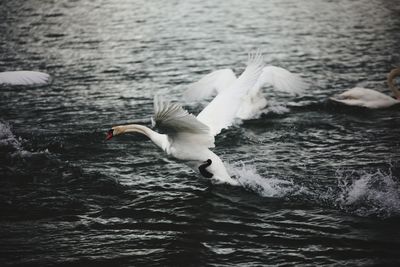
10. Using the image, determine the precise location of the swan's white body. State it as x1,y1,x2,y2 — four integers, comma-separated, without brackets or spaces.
184,65,307,120
330,68,400,109
330,87,399,109
0,71,50,85
108,54,265,185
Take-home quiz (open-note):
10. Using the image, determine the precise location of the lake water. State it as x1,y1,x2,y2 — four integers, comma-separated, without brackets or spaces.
1,0,400,266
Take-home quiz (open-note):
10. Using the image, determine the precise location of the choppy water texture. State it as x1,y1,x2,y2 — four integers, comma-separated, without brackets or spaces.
1,0,400,266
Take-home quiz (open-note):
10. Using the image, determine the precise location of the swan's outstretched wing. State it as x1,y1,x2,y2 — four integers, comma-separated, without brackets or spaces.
183,69,237,101
152,96,215,147
197,53,264,136
0,71,50,85
252,66,307,95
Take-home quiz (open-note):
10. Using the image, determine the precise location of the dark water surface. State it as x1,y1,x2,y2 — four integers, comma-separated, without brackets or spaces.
1,0,400,266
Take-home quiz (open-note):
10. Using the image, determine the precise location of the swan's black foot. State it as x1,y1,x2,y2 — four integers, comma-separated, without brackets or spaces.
199,159,213,178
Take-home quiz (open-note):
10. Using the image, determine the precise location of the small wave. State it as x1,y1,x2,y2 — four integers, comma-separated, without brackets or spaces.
334,168,400,218
0,121,124,220
227,163,308,197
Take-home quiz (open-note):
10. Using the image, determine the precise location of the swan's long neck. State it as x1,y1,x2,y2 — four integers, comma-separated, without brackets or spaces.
117,124,169,151
388,68,400,100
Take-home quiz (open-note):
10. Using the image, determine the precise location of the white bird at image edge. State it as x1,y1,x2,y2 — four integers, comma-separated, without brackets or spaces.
0,71,50,85
330,68,400,109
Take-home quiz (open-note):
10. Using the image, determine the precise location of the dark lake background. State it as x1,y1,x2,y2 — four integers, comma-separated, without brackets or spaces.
1,0,400,266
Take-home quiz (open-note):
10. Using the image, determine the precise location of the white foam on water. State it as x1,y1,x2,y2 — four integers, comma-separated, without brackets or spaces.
227,162,308,197
263,100,290,115
334,168,400,217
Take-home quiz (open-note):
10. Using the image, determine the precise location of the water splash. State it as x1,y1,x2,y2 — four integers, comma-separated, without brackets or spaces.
0,121,72,185
227,162,308,197
0,121,24,152
334,168,400,218
227,160,400,218
0,121,46,159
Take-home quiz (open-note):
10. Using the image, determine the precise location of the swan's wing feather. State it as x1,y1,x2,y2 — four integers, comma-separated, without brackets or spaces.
256,66,308,94
183,69,237,101
0,71,50,85
152,96,214,147
153,96,209,134
197,52,264,136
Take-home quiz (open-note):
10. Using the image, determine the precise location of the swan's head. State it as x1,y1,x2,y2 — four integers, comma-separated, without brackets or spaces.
388,67,400,99
105,129,114,140
106,126,123,140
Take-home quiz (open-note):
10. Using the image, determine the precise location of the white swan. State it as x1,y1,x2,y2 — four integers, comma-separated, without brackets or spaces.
106,53,265,185
183,65,307,120
330,68,400,109
0,71,50,85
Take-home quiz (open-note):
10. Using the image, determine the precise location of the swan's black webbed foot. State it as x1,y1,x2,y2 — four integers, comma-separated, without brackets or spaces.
199,159,213,178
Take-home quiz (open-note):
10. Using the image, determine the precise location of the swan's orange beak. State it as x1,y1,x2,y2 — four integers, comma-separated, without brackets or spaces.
106,129,114,140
